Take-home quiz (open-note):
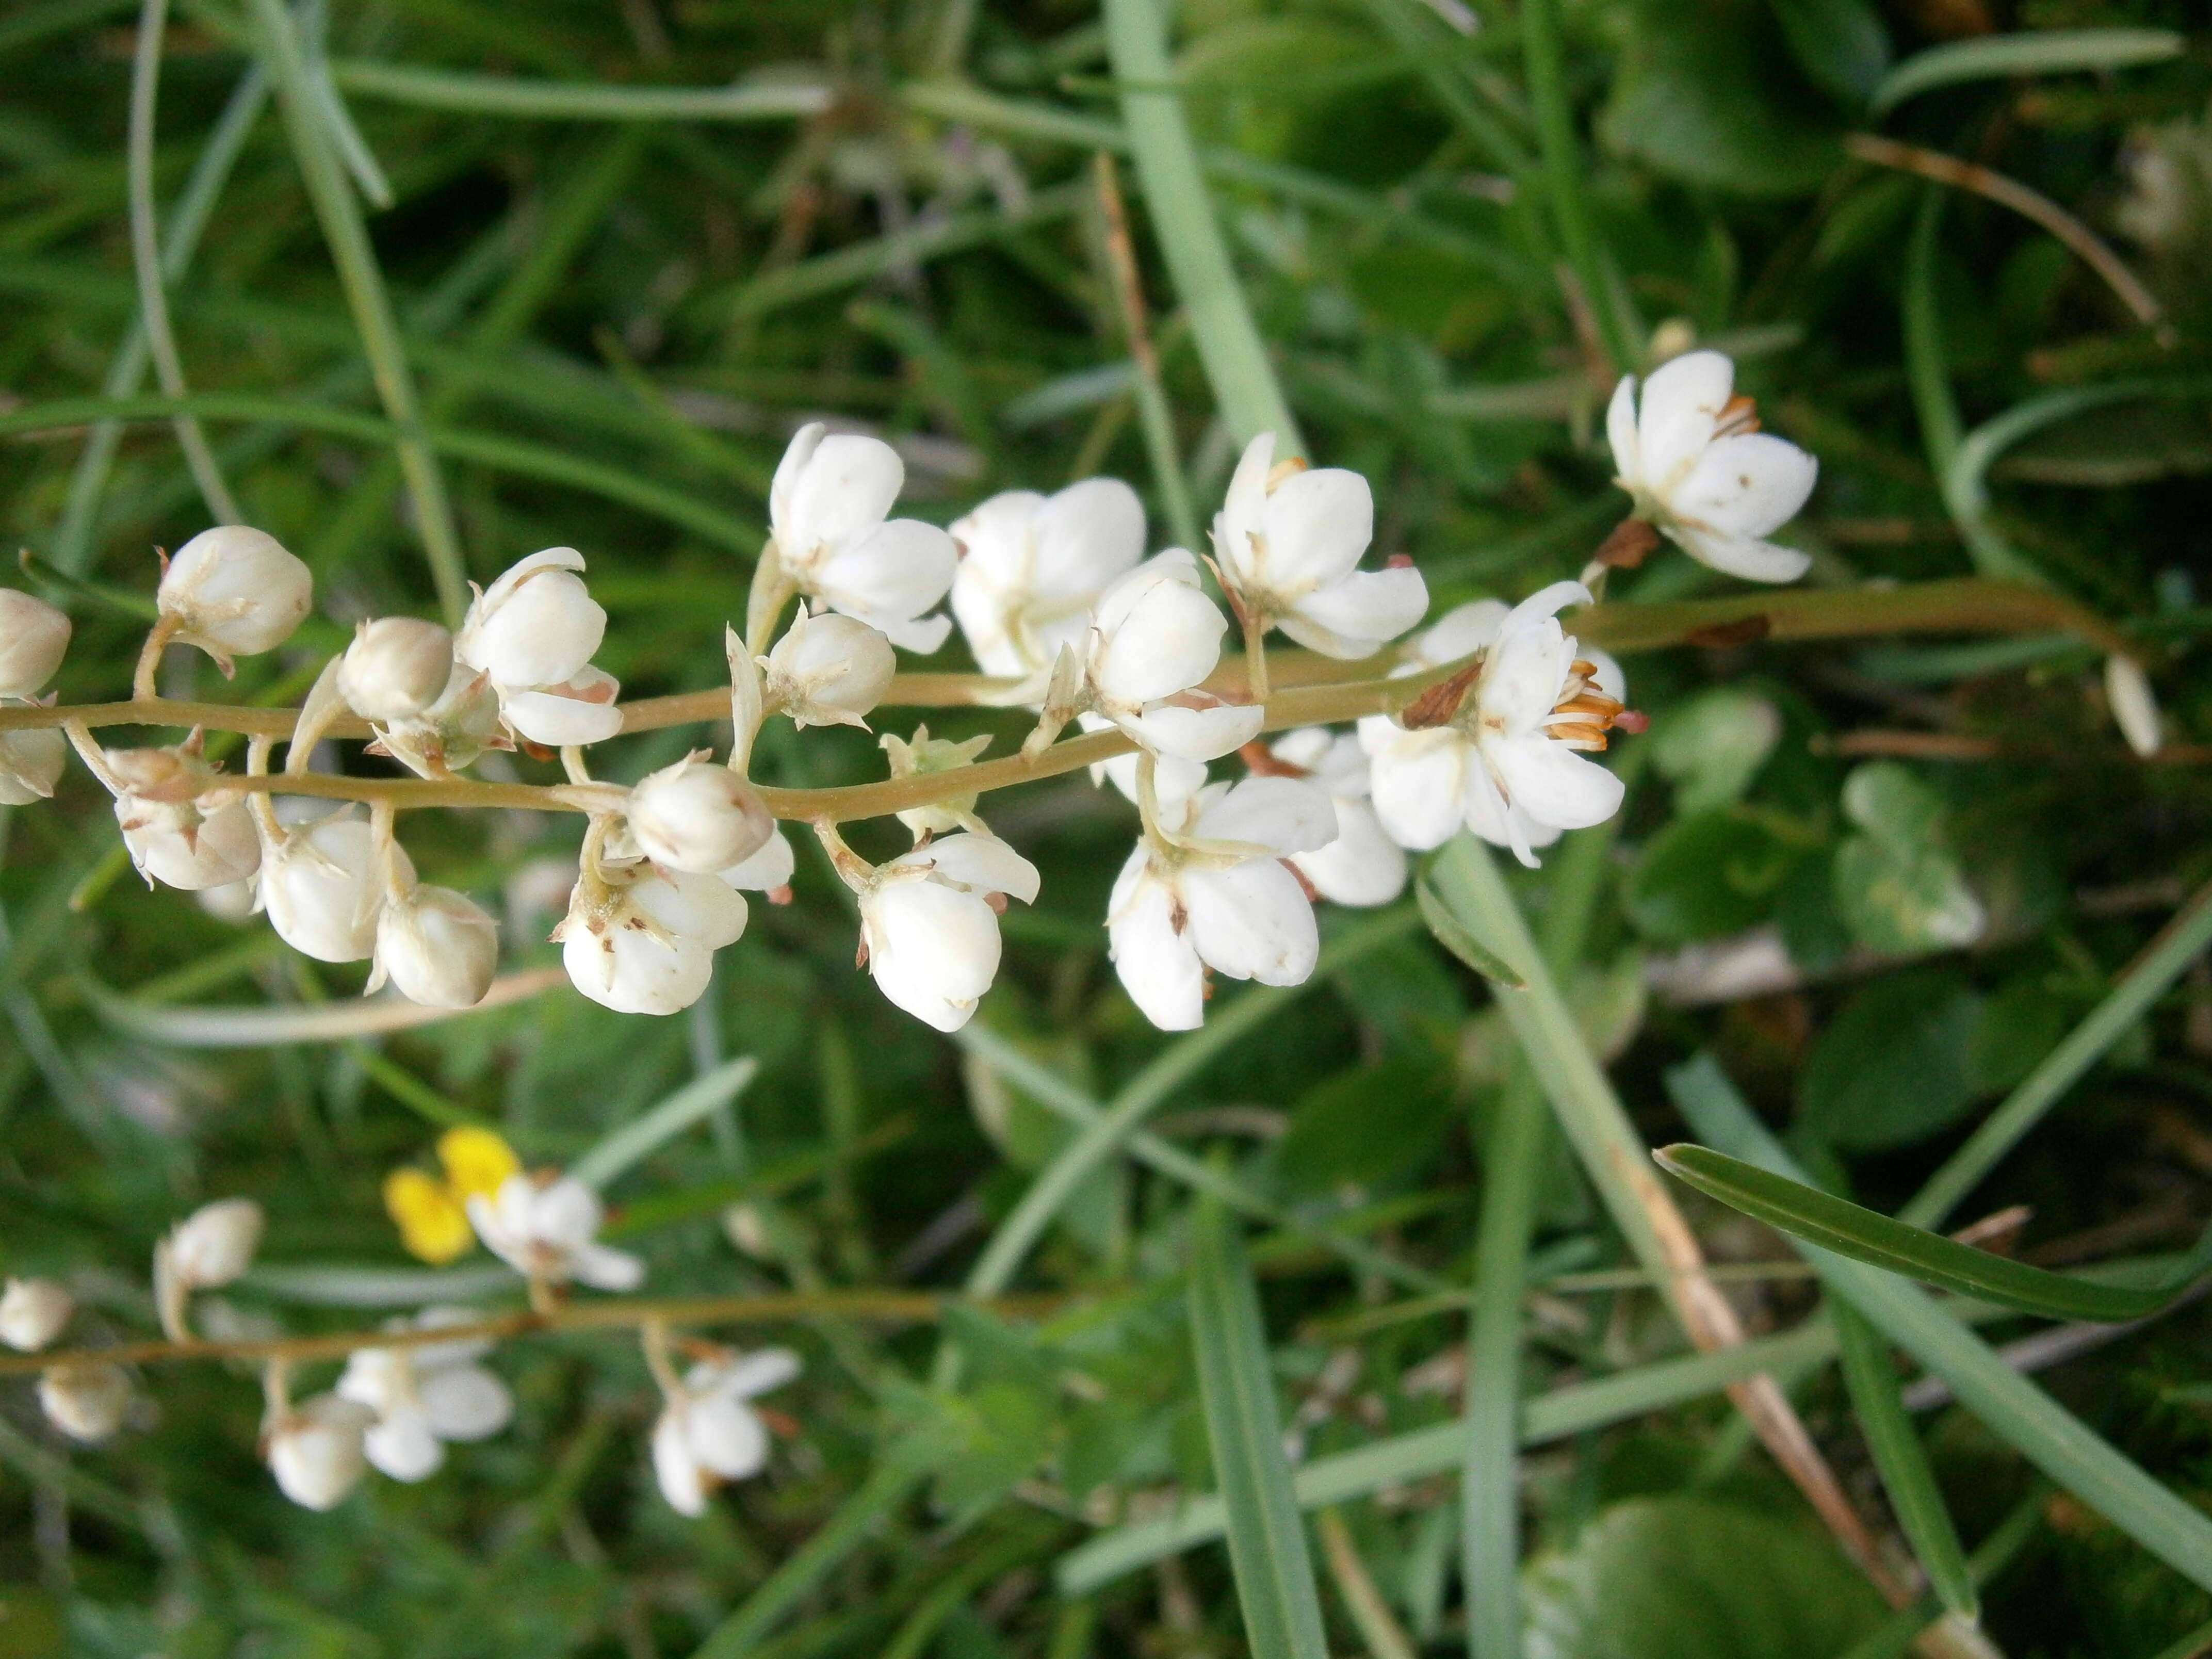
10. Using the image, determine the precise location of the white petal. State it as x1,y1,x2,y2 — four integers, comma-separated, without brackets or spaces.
1669,525,1813,583
419,1365,513,1441
909,833,1041,904
687,1394,770,1481
534,1178,606,1249
1107,865,1206,1030
502,687,625,746
874,610,954,654
1091,556,1226,707
777,430,903,558
1213,433,1275,584
1280,565,1429,657
2106,654,2163,756
864,879,1002,1032
1184,859,1319,987
1671,433,1817,542
654,1408,709,1517
1486,735,1625,832
1365,728,1471,851
1605,373,1641,483
1193,776,1338,854
1416,599,1509,669
1482,615,1573,737
1258,467,1372,590
1034,478,1146,597
719,1347,802,1400
364,1409,445,1482
1498,579,1592,638
720,827,796,892
1637,349,1735,486
1292,798,1408,907
1116,702,1263,763
1267,727,1334,773
570,1242,646,1291
814,519,957,633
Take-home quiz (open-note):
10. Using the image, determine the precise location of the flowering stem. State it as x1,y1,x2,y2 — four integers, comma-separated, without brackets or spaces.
0,1288,1038,1378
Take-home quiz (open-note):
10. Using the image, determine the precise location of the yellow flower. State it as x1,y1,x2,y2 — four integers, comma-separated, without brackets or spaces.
383,1127,519,1264
384,1167,473,1264
437,1126,519,1201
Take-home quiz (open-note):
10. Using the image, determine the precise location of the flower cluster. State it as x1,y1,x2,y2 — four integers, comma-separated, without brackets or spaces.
0,349,1915,1040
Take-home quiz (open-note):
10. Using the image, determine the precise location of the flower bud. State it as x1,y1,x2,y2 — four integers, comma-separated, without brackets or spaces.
262,815,411,964
457,548,606,690
627,755,774,875
880,725,992,839
761,604,894,729
339,617,454,724
367,664,510,779
267,1393,375,1510
38,1361,131,1443
106,741,263,891
0,727,66,805
168,1197,264,1289
0,589,70,697
374,884,500,1008
157,526,314,662
558,859,747,1016
0,1277,73,1351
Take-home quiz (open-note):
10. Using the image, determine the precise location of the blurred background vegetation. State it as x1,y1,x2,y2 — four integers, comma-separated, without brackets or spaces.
6,0,2212,1653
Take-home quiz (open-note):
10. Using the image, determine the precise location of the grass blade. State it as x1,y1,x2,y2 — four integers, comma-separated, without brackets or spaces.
1188,1184,1330,1659
690,1463,920,1659
1104,0,1300,448
570,1057,760,1192
1415,867,1524,986
1669,1053,2212,1595
330,59,832,121
1872,28,2183,116
1655,1142,2212,1322
1834,1300,1978,1621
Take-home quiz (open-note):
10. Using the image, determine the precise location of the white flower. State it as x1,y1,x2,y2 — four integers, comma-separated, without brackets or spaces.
371,881,500,1008
103,742,262,891
1212,434,1428,657
0,726,66,805
627,754,774,875
38,1361,131,1443
1263,729,1407,907
770,425,957,653
653,1348,800,1517
1107,776,1337,1031
267,1392,376,1510
457,550,623,745
167,1197,264,1288
1085,550,1261,765
336,1307,514,1481
718,826,795,899
259,812,408,964
1607,350,1817,583
0,1277,72,1352
466,1173,644,1291
853,832,1039,1032
0,588,70,697
1360,584,1632,867
950,479,1146,680
761,604,896,729
557,856,747,1016
338,617,455,724
157,526,314,666
2105,654,2162,757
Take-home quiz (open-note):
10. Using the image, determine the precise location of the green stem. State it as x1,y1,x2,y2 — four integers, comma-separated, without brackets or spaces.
243,0,469,623
1519,0,1633,373
1103,0,1302,449
329,58,831,121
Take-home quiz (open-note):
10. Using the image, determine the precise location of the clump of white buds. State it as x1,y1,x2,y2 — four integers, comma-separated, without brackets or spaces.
1361,584,1634,867
760,603,896,729
371,877,501,1009
0,1276,73,1352
950,478,1145,682
627,754,775,875
1109,775,1338,1031
827,827,1039,1032
1605,350,1817,583
0,588,71,698
95,736,262,891
335,1307,514,1481
1259,729,1407,907
457,548,622,745
764,426,956,652
1212,434,1428,659
38,1361,132,1443
156,526,314,670
652,1346,800,1517
266,1388,376,1510
257,811,408,964
467,1173,643,1295
557,839,747,1016
338,617,456,724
